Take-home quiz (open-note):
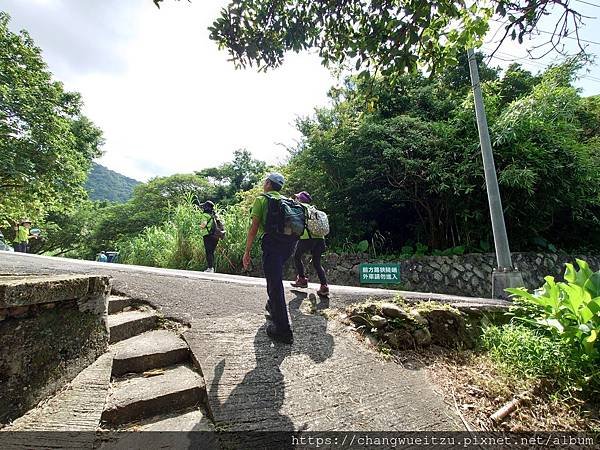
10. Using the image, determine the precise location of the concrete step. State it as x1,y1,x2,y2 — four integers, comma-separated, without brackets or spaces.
101,364,206,426
108,295,133,314
111,330,190,377
107,309,157,344
4,353,113,433
97,409,218,449
137,408,214,431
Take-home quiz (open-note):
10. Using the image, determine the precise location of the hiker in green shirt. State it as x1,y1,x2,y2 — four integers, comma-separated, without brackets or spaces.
13,219,37,253
195,199,219,273
243,172,298,344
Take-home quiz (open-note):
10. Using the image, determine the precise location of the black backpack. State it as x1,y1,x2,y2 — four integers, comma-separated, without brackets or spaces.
210,212,226,239
262,194,305,237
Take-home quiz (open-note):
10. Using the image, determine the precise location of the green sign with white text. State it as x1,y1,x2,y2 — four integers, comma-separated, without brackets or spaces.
359,263,401,284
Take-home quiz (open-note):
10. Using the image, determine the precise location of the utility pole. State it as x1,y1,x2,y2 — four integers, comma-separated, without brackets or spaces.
467,48,523,298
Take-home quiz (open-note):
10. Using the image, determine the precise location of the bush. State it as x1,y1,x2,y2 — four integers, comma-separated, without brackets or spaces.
118,225,176,268
506,259,600,358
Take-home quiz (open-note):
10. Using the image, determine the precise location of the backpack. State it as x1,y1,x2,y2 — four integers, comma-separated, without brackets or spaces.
210,213,226,239
262,194,305,237
305,204,329,238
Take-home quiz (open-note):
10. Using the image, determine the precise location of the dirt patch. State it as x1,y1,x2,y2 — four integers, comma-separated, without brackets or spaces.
390,348,600,432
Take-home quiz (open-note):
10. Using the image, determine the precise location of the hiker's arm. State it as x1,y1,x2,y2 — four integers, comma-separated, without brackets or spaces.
243,217,260,269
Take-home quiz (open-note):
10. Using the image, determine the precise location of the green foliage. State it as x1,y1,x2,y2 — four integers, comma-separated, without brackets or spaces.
287,57,600,253
491,59,600,250
506,259,600,358
196,149,267,205
118,224,177,269
577,95,600,141
91,173,214,250
481,323,598,393
37,201,103,258
85,163,140,203
202,0,585,79
0,12,103,226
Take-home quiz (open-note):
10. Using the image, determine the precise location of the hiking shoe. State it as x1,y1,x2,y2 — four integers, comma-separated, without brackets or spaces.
266,324,293,344
204,268,215,273
317,284,329,296
291,276,308,288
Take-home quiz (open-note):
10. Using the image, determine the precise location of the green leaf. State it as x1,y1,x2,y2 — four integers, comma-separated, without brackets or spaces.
542,318,564,333
564,263,576,283
357,240,369,252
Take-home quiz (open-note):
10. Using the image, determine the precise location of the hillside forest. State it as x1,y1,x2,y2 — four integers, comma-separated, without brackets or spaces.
85,163,140,203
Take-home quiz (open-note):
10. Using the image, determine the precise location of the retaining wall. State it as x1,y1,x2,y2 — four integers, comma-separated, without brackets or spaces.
248,252,600,298
0,275,110,424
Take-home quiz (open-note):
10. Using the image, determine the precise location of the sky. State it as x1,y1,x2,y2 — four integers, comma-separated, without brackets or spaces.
3,0,599,182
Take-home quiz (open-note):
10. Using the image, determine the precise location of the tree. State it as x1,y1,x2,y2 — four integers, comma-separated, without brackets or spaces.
85,163,141,203
497,63,540,106
196,149,267,204
36,201,103,258
86,173,215,253
188,0,589,77
577,95,600,142
0,12,103,229
491,61,600,250
287,59,600,252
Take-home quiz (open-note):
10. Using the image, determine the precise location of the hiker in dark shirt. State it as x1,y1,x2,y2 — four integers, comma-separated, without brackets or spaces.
291,191,329,296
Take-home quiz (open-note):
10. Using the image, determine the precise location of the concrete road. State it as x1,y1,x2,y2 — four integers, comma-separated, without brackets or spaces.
0,252,505,433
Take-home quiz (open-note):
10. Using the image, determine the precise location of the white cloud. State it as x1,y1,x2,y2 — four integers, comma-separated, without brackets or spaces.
4,0,336,181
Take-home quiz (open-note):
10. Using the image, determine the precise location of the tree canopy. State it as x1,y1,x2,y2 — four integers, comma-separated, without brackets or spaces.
286,57,600,253
200,0,589,76
0,12,103,227
196,149,267,204
85,163,141,203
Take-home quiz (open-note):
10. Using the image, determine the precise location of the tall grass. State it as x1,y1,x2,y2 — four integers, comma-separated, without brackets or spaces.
118,225,176,268
481,323,600,396
117,199,259,273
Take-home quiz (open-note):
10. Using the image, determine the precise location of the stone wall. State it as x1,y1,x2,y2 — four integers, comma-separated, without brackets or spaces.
0,275,110,424
248,252,600,298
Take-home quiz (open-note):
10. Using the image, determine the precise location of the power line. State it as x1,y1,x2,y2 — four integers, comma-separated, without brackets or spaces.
482,48,600,83
536,29,600,46
481,45,600,80
489,18,600,46
573,0,600,8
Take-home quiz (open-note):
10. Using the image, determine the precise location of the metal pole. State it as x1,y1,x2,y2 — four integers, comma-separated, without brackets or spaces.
466,48,513,270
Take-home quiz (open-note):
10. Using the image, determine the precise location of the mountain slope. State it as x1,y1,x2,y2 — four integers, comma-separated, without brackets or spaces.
85,163,141,203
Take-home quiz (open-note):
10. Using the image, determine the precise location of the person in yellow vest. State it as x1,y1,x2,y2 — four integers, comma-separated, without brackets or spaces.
13,219,37,253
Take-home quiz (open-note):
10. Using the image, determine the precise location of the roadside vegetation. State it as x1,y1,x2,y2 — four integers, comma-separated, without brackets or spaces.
2,8,598,263
2,2,599,432
343,260,600,430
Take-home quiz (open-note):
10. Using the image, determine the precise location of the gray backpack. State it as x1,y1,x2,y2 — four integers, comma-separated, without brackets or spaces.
305,205,329,238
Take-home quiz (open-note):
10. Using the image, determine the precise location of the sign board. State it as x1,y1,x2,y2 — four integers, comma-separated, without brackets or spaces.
359,263,401,284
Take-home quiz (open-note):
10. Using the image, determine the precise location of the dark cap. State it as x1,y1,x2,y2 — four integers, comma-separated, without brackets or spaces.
293,191,312,203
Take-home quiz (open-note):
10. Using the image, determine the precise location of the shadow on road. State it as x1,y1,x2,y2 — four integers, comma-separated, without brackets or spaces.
209,291,336,447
